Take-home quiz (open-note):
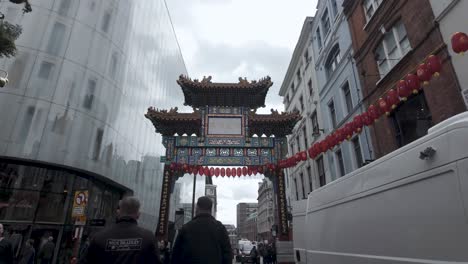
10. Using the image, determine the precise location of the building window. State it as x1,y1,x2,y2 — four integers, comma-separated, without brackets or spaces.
316,28,322,50
303,126,308,149
311,111,319,135
83,79,97,110
46,22,66,56
317,156,326,187
392,93,432,147
296,135,301,152
307,166,312,193
336,149,345,177
297,69,301,83
328,100,337,129
58,0,71,16
326,45,341,79
375,21,411,78
322,9,331,36
331,0,338,17
352,137,364,168
342,82,353,115
363,0,383,22
300,173,306,199
102,10,112,33
285,94,290,106
38,61,54,79
92,128,104,160
304,50,310,64
308,79,313,97
294,178,299,201
290,143,294,155
299,96,304,112
291,82,295,92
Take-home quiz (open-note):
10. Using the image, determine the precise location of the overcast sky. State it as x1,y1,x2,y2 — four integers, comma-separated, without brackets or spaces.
167,0,318,226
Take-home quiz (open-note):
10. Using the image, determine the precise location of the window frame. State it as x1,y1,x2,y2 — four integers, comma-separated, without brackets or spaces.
375,21,411,78
322,9,331,37
342,82,353,115
325,45,341,79
311,111,319,134
317,156,326,187
328,100,337,129
352,137,364,168
335,148,345,177
363,0,383,22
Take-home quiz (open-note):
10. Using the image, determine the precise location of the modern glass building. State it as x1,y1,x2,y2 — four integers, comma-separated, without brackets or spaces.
0,0,186,262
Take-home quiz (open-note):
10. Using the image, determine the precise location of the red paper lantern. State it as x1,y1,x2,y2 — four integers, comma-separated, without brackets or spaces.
231,168,236,177
237,167,242,177
353,115,364,133
295,153,302,162
397,80,411,101
226,168,231,177
198,166,204,176
451,32,468,55
210,167,215,177
221,168,225,177
427,55,442,77
253,166,258,175
417,63,432,86
308,146,314,159
344,123,354,140
169,163,176,170
248,167,253,175
215,168,220,177
192,167,198,175
300,151,307,161
378,97,391,116
204,167,210,177
242,167,247,176
258,166,264,174
361,112,371,126
405,74,421,94
386,89,400,110
319,141,327,153
368,104,381,121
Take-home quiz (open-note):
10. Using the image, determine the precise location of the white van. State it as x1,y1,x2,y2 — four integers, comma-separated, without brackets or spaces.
236,239,254,263
293,112,468,263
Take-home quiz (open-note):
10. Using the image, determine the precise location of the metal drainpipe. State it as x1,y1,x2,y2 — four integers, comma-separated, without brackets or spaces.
350,54,374,160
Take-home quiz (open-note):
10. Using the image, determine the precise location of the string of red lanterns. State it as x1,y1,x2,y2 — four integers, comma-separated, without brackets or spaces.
167,163,278,177
278,52,444,169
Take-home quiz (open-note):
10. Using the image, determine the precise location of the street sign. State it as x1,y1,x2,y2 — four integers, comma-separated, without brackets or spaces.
72,190,88,217
160,156,166,162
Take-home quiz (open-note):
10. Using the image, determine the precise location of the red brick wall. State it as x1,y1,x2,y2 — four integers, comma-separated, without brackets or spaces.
344,0,466,158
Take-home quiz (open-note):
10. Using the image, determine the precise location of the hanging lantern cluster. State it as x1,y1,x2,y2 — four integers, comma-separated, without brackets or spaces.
277,53,444,168
167,163,275,177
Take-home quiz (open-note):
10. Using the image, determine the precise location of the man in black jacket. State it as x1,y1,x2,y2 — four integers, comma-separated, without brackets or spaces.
171,196,232,264
83,196,161,264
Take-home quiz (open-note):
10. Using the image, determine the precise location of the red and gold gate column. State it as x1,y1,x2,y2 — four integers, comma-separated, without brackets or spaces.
274,168,290,241
155,167,171,241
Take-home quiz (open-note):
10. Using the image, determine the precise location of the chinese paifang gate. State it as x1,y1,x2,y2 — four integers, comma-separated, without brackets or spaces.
145,75,301,242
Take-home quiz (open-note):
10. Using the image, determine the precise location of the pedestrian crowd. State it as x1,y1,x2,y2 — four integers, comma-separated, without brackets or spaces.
0,196,240,264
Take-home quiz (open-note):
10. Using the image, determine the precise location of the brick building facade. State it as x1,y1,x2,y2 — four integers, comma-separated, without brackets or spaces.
343,0,466,158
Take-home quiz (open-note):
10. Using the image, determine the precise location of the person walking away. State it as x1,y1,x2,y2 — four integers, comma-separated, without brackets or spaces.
171,196,232,264
250,245,258,264
83,196,162,264
0,223,13,264
18,239,35,264
38,236,55,264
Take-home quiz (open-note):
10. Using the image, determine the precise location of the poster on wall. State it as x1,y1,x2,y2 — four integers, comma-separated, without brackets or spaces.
72,190,88,217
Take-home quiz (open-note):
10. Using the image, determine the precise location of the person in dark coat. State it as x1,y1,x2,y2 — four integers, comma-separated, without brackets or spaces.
171,196,232,264
250,246,258,264
83,196,162,264
18,239,35,264
38,236,55,264
0,223,13,264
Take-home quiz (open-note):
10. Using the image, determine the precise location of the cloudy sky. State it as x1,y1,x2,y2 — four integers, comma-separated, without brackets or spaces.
167,0,318,226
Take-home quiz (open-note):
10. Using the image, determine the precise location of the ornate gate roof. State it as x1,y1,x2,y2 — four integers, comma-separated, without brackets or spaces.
177,75,273,108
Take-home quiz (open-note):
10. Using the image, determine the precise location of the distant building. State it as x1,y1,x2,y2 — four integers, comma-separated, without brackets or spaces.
257,179,275,242
169,182,182,222
236,203,257,240
224,224,238,249
245,212,258,242
205,177,217,218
